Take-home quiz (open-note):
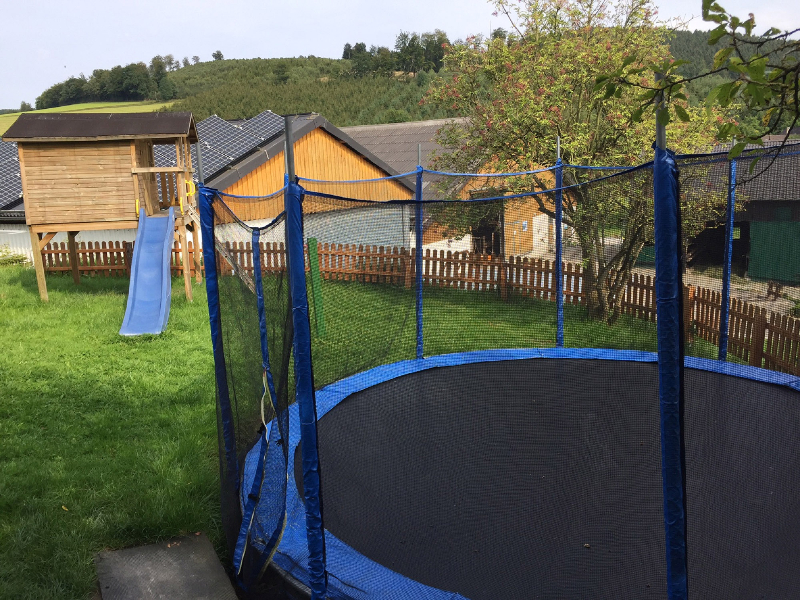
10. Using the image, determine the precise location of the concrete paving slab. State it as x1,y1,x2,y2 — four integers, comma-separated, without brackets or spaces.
95,533,237,600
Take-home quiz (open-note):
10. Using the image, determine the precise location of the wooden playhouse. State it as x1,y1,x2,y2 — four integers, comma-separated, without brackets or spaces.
2,112,201,301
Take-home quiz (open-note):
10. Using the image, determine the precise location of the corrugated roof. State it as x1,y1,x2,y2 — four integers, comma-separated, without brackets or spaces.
2,112,198,142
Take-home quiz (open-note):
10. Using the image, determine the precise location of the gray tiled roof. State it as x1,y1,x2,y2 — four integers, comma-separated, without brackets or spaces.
341,118,465,174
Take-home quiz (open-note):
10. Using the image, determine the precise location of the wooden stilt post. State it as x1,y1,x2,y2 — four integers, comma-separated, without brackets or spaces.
192,232,202,283
29,228,48,301
67,231,80,285
179,220,192,301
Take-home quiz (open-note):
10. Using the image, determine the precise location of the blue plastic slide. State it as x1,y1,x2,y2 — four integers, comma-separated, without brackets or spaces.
119,208,175,336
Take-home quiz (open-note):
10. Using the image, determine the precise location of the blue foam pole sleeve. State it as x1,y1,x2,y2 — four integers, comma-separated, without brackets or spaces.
415,166,424,359
285,180,327,598
653,146,689,600
719,158,736,360
199,186,240,496
555,159,564,347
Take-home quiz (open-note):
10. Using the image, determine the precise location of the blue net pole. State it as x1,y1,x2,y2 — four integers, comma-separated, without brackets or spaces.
653,145,689,600
285,180,327,598
555,159,564,347
719,157,737,361
415,166,424,359
198,186,240,500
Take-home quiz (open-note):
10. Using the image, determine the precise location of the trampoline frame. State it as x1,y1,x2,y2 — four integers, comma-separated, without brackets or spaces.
268,347,800,598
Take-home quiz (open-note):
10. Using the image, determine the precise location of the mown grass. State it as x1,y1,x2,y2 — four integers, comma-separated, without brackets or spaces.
0,102,175,136
0,266,217,600
0,265,719,599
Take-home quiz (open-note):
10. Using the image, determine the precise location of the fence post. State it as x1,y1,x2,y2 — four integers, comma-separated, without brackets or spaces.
307,238,326,337
404,248,413,288
499,255,508,300
555,157,564,347
719,156,737,360
415,166,424,359
124,242,133,278
750,309,767,368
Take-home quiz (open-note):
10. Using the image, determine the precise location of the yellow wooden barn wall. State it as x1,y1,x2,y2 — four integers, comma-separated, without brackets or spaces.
20,141,137,226
221,128,412,222
426,168,556,256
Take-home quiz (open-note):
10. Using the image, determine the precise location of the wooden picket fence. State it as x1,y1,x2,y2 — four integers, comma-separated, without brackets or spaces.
42,240,200,278
41,239,800,375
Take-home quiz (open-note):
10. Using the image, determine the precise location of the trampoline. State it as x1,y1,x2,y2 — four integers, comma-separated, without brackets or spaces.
198,139,800,600
271,350,800,599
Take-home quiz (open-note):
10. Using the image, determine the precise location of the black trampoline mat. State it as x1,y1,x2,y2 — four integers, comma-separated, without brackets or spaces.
295,359,800,599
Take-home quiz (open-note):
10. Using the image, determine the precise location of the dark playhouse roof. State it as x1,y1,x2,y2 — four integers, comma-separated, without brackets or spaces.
3,112,198,143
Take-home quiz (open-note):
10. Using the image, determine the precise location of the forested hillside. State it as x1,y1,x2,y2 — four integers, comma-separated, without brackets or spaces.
169,70,454,125
26,29,787,132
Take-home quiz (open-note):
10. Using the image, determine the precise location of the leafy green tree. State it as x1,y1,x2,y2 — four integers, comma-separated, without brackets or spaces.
395,31,426,73
351,43,374,77
59,76,87,106
371,46,396,77
428,0,723,323
121,63,156,99
19,101,32,112
421,29,450,72
342,43,353,59
212,50,224,61
149,56,168,85
192,56,200,65
601,1,799,158
491,27,507,41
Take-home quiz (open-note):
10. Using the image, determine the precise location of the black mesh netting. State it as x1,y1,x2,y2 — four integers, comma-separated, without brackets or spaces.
296,169,670,599
207,145,800,599
210,190,293,583
676,142,800,599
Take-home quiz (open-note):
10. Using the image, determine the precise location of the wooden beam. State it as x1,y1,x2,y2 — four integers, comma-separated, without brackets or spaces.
18,146,30,224
178,220,193,301
130,166,189,174
67,231,80,285
31,221,140,233
28,228,48,301
7,134,192,143
130,141,140,217
38,232,57,251
192,229,202,283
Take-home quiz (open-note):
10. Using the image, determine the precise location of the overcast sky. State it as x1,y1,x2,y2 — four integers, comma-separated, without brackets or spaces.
1,0,796,109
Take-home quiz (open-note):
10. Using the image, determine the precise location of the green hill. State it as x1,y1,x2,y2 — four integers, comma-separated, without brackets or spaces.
165,58,456,126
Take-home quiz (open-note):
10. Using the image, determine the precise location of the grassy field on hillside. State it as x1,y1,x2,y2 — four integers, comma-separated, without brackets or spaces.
0,101,175,136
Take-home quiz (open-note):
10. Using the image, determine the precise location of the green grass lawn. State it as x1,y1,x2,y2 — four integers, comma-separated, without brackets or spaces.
0,266,217,599
0,265,719,599
0,102,175,136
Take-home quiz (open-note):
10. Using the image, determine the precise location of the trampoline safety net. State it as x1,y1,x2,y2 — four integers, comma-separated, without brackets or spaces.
200,142,800,600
